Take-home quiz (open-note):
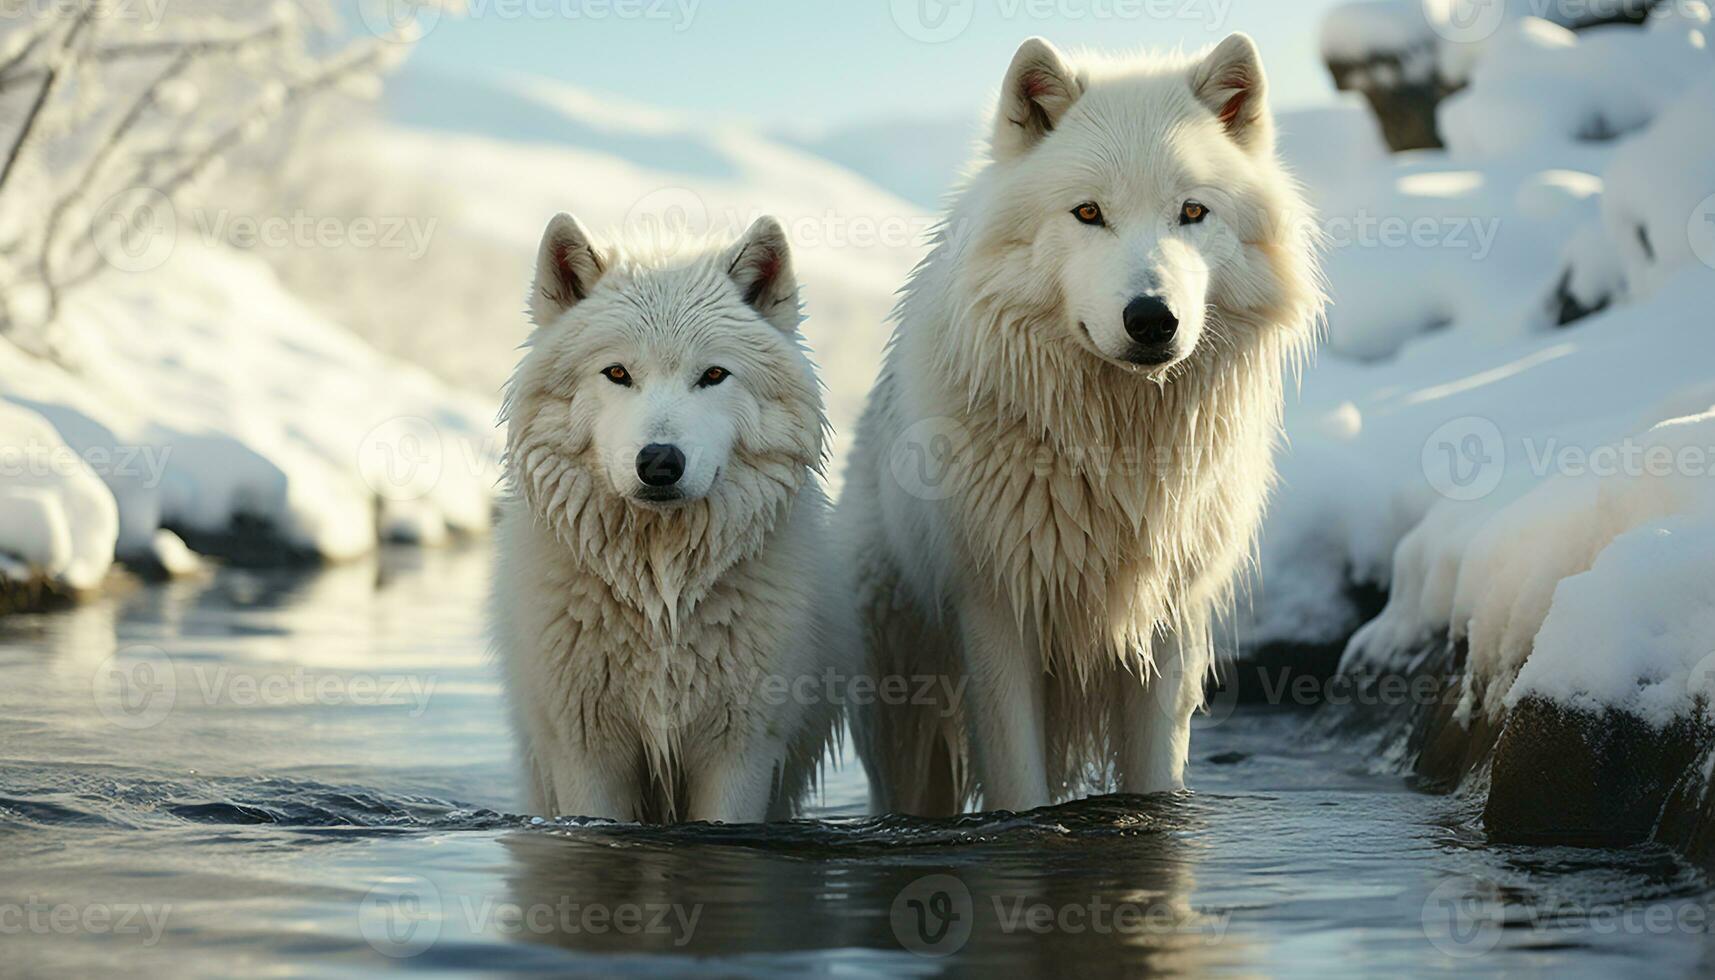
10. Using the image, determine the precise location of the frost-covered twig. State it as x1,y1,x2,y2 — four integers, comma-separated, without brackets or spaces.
0,1,427,356
0,6,94,193
47,40,397,305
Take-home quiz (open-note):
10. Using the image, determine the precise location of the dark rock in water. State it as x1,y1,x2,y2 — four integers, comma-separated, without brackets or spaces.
1206,751,1249,766
1400,638,1506,792
1655,737,1715,867
0,573,78,615
1299,619,1715,868
1214,579,1388,706
166,514,321,568
1485,696,1715,849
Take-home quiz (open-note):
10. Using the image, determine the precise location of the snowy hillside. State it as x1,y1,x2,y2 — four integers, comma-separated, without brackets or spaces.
242,66,929,457
0,242,499,589
1,63,930,594
774,115,980,209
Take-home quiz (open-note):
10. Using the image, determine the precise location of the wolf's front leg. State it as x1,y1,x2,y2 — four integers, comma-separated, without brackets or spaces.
687,734,781,824
1113,628,1209,795
535,737,640,822
959,595,1051,812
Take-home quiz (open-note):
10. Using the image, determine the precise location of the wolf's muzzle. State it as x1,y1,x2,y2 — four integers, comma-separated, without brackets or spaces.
1123,295,1179,364
636,444,687,487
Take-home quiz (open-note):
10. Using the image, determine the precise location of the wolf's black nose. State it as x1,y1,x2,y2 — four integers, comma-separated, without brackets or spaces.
636,444,686,487
1123,295,1179,349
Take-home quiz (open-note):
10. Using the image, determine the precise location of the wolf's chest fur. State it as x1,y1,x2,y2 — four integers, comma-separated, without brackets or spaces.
940,353,1281,670
546,539,800,741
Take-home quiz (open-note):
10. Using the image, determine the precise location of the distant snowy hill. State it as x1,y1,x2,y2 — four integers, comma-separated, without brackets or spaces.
250,65,930,474
773,115,980,209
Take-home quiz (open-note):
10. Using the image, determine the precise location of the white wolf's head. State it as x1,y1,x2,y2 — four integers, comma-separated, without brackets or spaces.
503,214,824,552
953,33,1319,377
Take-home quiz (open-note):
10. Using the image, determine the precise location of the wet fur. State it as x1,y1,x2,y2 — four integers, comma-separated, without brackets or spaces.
493,217,847,823
839,36,1323,814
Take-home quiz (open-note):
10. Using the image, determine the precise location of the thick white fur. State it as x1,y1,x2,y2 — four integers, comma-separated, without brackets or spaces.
493,214,847,823
839,35,1323,815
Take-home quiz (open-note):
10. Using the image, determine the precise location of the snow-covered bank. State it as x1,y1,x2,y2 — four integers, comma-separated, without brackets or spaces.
0,242,500,592
0,400,117,598
1257,3,1715,858
4,65,923,601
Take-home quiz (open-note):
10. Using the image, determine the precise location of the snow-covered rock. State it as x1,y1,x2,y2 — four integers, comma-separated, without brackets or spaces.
1438,10,1713,156
1318,0,1699,150
1267,1,1715,859
0,400,118,592
1319,0,1450,150
0,241,499,572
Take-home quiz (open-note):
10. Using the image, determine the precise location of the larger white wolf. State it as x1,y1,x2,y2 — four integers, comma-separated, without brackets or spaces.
840,35,1322,815
493,213,844,823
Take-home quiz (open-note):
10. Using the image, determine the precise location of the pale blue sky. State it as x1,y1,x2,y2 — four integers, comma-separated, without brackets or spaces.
405,0,1349,132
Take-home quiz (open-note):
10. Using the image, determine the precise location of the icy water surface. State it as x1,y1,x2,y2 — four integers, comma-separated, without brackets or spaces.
3,546,1714,977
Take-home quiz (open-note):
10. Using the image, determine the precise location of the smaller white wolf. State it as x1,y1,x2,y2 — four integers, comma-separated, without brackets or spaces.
493,213,844,823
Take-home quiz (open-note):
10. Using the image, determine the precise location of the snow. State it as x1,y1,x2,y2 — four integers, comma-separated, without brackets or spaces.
148,529,203,578
1521,513,1715,724
1,62,924,588
8,7,1715,741
1275,102,1392,196
1320,0,1439,66
1252,7,1715,729
1589,69,1715,298
0,241,499,576
0,400,118,591
221,65,929,483
774,115,981,209
1437,12,1713,156
1322,0,1709,87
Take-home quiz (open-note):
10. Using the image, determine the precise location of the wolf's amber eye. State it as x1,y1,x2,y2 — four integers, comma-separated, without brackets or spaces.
698,366,730,388
1072,202,1105,227
1180,201,1209,225
602,365,632,386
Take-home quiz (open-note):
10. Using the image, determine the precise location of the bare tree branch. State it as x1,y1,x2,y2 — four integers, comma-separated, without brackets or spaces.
0,6,94,192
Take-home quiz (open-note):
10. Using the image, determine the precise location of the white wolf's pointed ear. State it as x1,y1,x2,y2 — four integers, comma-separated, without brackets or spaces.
724,216,800,333
529,212,605,327
1191,33,1272,154
993,37,1083,161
